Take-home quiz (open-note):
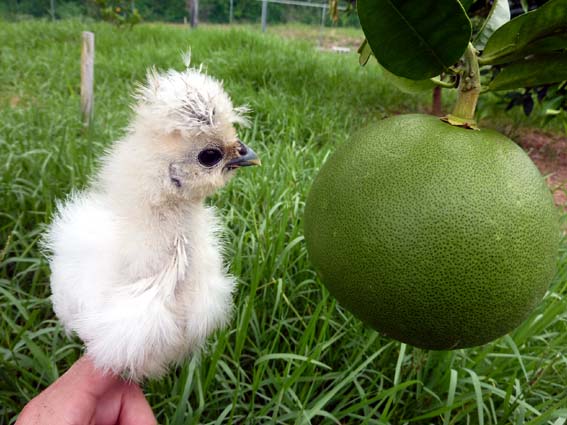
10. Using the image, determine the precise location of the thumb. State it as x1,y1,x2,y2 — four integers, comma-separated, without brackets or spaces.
52,356,123,400
16,356,125,425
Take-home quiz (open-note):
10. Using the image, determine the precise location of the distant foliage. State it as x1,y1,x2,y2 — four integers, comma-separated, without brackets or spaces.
94,0,142,27
134,0,186,22
503,82,567,132
0,0,360,26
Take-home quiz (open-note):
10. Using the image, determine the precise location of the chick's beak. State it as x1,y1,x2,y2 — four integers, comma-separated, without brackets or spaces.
225,142,261,170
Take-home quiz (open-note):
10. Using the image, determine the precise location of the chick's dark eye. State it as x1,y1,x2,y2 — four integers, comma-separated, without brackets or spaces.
198,148,223,167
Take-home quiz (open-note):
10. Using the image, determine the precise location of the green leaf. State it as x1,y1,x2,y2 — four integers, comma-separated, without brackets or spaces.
474,0,510,50
357,39,436,92
488,52,567,91
379,62,436,93
357,0,472,80
483,33,567,65
458,0,475,11
526,33,567,53
481,0,567,65
357,39,373,66
520,0,529,13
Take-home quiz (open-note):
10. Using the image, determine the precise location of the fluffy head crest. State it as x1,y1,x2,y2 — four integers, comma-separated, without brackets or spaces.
132,59,248,136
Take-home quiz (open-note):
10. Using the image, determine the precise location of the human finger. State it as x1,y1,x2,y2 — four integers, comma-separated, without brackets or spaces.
15,356,123,425
116,383,156,425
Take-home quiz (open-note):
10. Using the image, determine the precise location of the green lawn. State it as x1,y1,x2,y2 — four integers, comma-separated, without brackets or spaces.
1,19,567,424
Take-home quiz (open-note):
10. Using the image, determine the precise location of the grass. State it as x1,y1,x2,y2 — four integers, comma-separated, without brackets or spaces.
1,18,567,424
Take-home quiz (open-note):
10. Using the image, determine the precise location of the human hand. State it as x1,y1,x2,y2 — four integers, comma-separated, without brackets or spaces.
16,356,156,425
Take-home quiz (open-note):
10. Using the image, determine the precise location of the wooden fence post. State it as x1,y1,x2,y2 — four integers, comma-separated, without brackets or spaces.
81,31,94,128
187,0,199,27
261,0,268,32
192,0,199,27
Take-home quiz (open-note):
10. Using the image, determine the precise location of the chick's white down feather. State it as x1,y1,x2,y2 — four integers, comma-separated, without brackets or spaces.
45,64,255,381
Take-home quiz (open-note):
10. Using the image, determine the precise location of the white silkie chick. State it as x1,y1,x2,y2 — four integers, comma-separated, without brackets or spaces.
45,62,260,381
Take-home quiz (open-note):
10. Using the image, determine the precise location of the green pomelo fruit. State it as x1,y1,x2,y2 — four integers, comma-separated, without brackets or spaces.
304,114,560,350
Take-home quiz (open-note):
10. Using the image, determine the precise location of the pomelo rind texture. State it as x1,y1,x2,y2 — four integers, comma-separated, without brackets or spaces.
304,114,560,350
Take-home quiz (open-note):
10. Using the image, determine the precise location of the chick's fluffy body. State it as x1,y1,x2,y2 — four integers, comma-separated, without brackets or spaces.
46,65,250,381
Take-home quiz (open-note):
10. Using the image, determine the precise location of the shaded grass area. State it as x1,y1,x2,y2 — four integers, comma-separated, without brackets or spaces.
1,19,567,424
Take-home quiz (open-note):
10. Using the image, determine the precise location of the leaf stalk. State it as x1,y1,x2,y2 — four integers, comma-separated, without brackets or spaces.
430,77,457,89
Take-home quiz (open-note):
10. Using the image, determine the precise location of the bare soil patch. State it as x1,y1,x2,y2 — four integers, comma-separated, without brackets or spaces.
515,129,567,207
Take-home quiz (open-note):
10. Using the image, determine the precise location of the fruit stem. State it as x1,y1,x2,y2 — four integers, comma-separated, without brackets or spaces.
442,43,481,130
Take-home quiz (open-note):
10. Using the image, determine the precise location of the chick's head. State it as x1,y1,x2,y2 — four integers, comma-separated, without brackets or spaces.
131,65,259,201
